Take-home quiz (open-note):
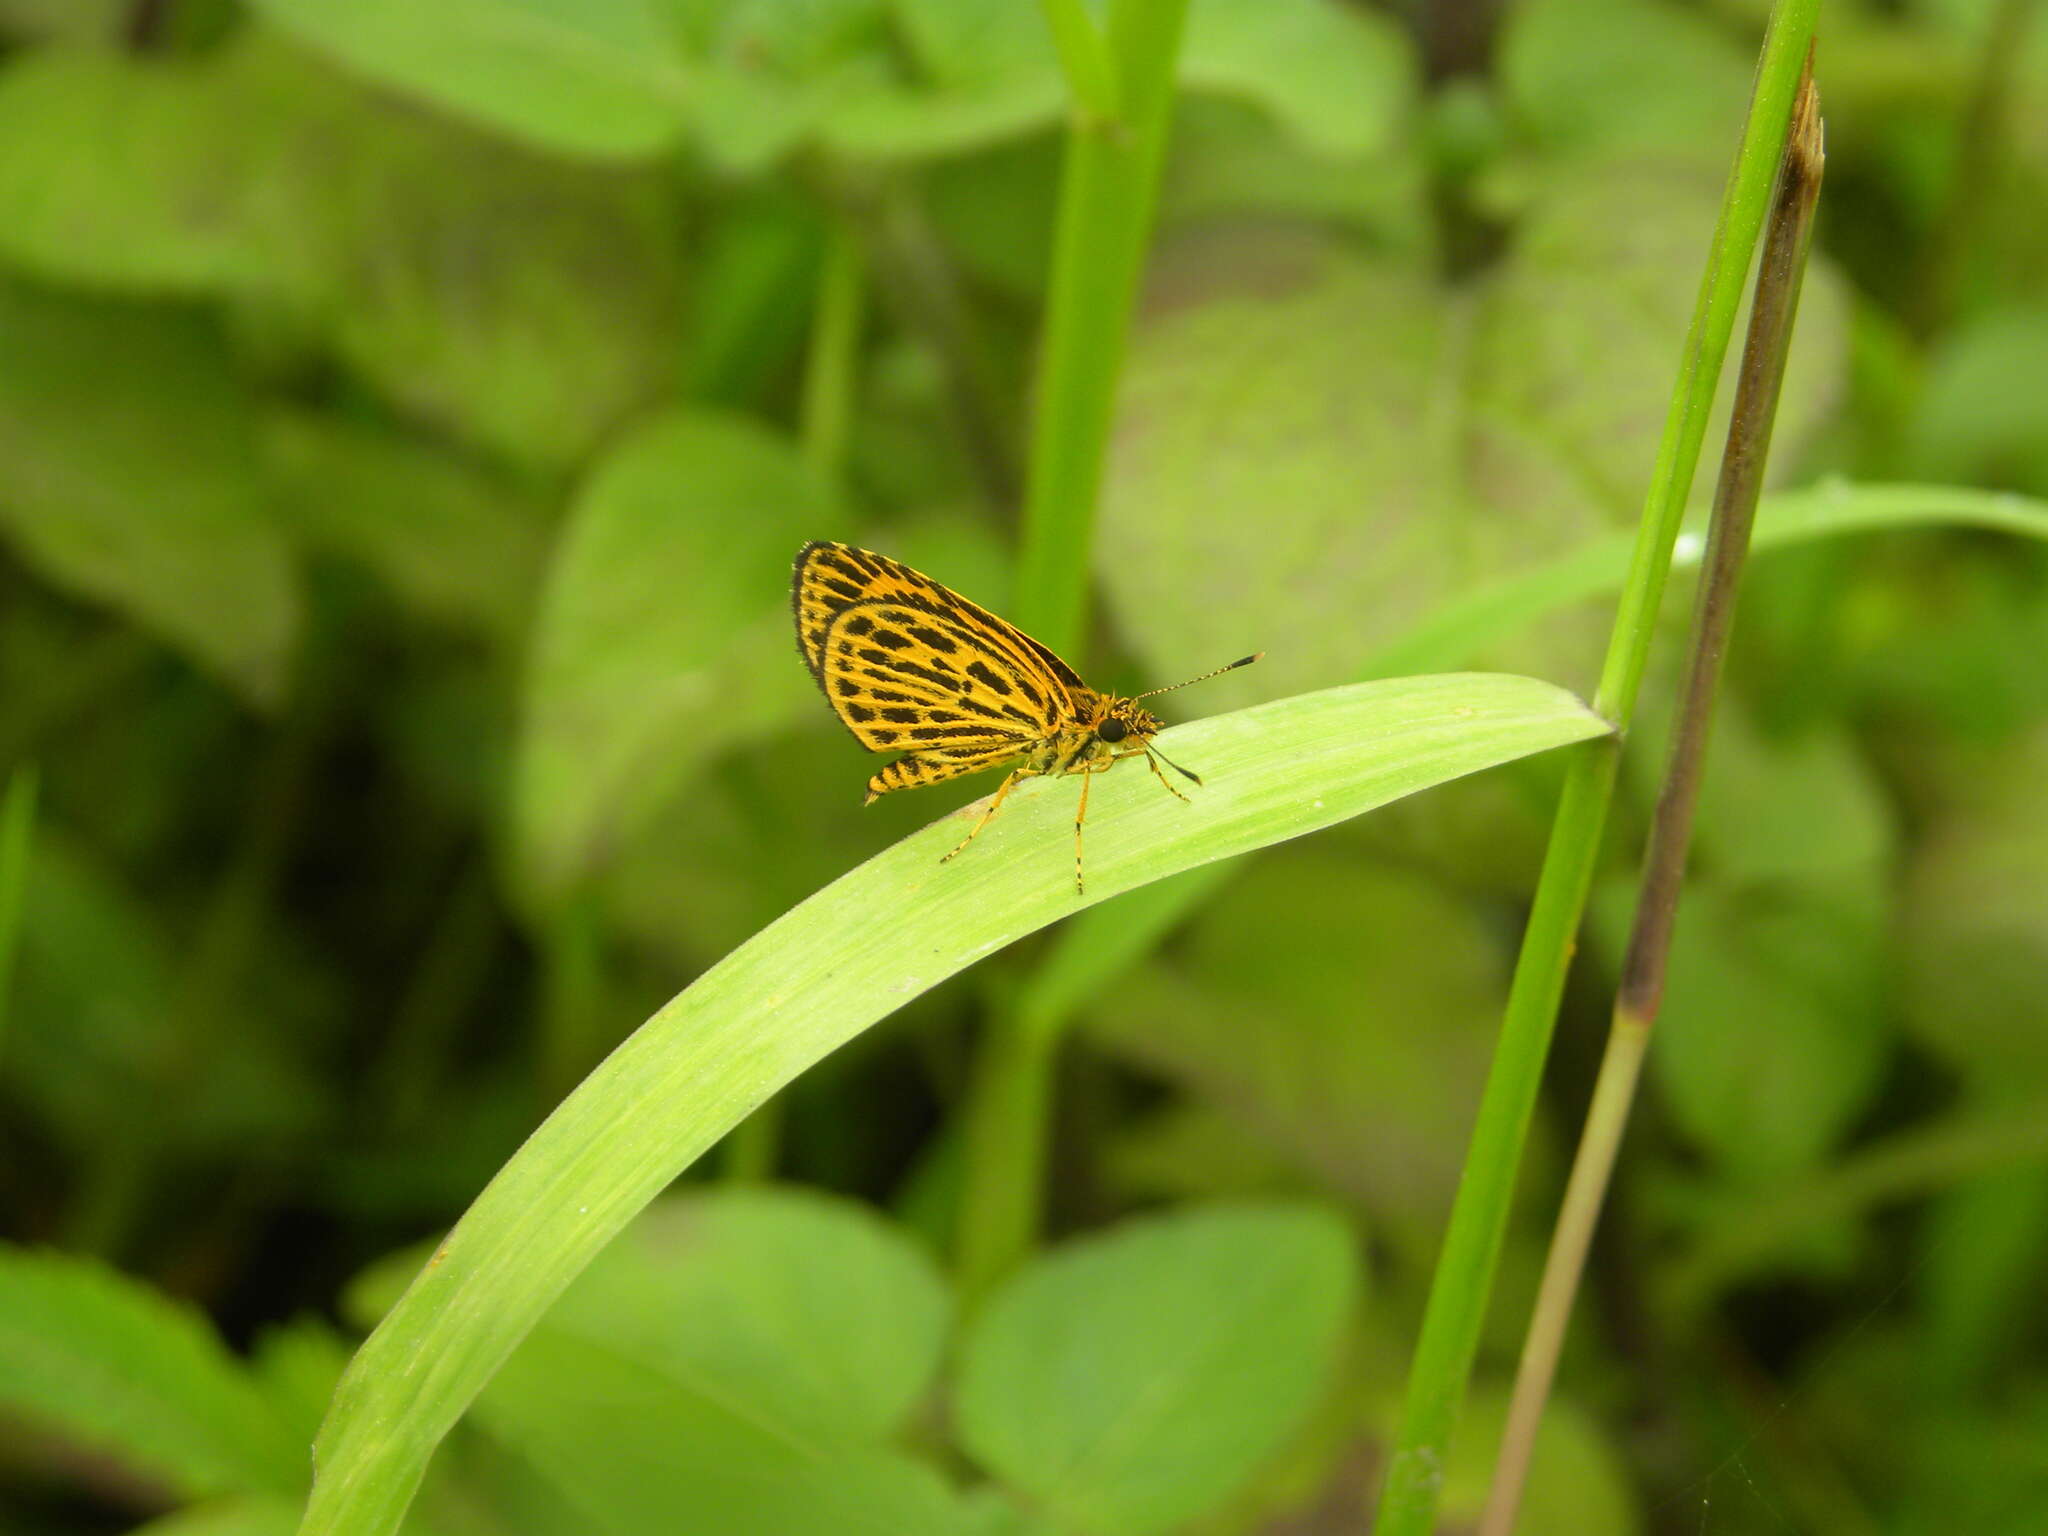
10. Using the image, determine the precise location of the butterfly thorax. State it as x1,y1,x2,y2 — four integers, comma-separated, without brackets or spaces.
1017,694,1162,777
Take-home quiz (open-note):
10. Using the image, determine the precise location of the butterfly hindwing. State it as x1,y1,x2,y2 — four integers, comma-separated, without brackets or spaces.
864,743,1022,802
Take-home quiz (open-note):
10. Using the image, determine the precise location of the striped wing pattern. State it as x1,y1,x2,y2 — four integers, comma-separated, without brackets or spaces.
792,542,1091,796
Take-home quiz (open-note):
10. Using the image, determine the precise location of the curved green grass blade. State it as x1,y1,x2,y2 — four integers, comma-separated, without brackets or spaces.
1012,478,2048,1058
297,672,1607,1536
1361,481,2048,678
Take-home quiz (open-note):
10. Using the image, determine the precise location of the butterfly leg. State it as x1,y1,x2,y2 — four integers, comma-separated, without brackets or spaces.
1072,760,1096,895
940,768,1027,865
1123,747,1194,803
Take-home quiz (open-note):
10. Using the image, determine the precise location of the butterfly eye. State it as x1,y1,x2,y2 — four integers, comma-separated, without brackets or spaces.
1097,718,1129,743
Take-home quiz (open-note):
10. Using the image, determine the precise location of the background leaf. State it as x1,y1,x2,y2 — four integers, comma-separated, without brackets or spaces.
513,410,835,902
0,278,297,703
1087,851,1514,1253
303,674,1608,1536
244,0,692,159
0,1247,304,1500
956,1203,1358,1535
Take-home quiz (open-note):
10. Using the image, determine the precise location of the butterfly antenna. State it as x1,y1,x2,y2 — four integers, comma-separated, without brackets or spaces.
1132,651,1263,701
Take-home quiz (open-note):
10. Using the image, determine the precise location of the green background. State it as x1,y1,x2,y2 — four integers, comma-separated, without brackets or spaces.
2,2,2046,1533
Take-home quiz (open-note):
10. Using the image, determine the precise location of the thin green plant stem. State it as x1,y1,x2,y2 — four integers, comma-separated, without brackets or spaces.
955,997,1062,1301
1484,73,1824,1536
538,888,604,1107
869,186,1019,509
0,763,38,1064
954,865,1233,1295
800,218,865,486
299,675,1610,1536
1014,0,1191,653
1043,0,1122,123
1371,10,1820,1531
1479,1019,1650,1534
718,1096,784,1182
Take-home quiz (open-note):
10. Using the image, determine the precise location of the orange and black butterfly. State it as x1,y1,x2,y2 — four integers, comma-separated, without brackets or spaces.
792,540,1258,893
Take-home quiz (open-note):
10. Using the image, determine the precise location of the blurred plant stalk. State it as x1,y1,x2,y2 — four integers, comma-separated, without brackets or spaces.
956,0,1192,1303
1481,64,1826,1536
1370,5,1823,1530
0,764,38,1064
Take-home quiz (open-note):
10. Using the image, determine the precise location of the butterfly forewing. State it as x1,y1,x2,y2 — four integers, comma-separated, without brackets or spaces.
794,542,1088,762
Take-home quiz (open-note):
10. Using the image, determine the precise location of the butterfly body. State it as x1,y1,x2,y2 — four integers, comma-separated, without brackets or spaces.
792,540,1253,892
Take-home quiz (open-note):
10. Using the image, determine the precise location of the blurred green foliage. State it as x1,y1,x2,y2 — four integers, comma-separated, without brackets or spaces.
0,1,2046,1533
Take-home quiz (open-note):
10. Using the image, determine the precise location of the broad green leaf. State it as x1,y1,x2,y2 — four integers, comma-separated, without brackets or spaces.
956,1203,1357,1535
132,1502,304,1536
344,1190,955,1527
1498,0,1750,168
1917,1166,2048,1401
1180,0,1412,159
1902,725,2048,1084
261,410,549,640
1909,305,2048,495
248,1321,352,1455
1641,703,1895,887
0,37,687,472
513,410,834,902
300,672,1608,1536
237,38,687,473
255,0,1412,170
0,0,123,39
1635,874,1895,1181
1100,166,1849,711
473,1328,978,1536
1159,98,1434,255
543,1188,950,1447
838,0,1060,162
0,280,297,703
596,514,1014,966
1361,481,2048,681
681,0,896,173
844,0,1416,165
0,1246,304,1499
0,48,266,293
683,190,828,405
1666,1102,2048,1312
12,834,332,1161
245,0,692,159
1892,1389,2048,1536
1024,479,2048,1162
1086,852,1512,1250
1103,1101,1303,1205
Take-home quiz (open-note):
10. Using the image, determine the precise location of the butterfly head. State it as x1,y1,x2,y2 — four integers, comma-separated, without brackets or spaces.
1093,697,1162,748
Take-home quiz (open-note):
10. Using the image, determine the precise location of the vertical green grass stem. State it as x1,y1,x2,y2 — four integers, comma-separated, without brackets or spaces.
1014,0,1190,654
953,0,1192,1294
1482,74,1824,1533
800,219,866,487
1371,10,1821,1532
